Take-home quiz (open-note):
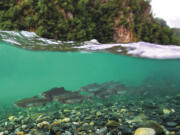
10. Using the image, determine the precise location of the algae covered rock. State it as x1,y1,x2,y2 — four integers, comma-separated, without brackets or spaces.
106,120,120,128
37,121,50,129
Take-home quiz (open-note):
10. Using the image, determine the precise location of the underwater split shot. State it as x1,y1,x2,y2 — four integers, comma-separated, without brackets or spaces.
1,0,180,134
1,40,180,135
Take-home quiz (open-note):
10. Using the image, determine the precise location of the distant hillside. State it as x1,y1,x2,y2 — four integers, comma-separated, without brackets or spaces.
0,0,180,45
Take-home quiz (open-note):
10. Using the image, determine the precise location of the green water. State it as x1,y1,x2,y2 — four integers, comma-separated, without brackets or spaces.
1,41,180,105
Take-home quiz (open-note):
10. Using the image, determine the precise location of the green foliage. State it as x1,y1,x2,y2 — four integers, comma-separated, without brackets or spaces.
172,28,180,39
118,18,129,28
0,0,179,45
155,18,168,27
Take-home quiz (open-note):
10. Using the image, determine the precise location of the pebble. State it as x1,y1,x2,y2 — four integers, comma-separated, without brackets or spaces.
37,121,50,128
170,131,176,135
134,128,156,135
96,127,107,134
52,118,70,125
90,121,94,126
8,116,15,121
96,111,102,116
17,132,24,135
21,125,27,129
106,120,120,128
1,94,180,134
166,122,177,127
62,118,70,122
72,122,79,125
3,131,8,135
61,131,72,135
163,108,173,115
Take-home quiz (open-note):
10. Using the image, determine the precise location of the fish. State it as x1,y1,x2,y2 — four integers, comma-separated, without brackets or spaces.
79,83,102,93
54,91,87,104
79,81,127,98
41,87,68,100
14,96,51,108
101,81,126,90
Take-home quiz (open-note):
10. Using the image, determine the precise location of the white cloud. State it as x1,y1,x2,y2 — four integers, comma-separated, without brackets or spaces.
151,0,180,28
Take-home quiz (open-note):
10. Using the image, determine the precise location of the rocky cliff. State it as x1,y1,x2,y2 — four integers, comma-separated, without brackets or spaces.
0,0,179,45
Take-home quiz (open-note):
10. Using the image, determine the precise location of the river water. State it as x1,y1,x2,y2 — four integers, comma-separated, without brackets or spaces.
1,41,180,104
1,34,180,134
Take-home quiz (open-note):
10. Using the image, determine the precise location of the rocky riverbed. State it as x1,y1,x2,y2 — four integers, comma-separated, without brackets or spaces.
0,94,180,135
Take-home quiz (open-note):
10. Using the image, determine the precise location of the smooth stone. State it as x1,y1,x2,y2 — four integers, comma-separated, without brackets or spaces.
17,132,24,135
134,128,156,135
82,123,89,127
81,123,89,130
106,120,120,128
61,131,72,135
3,131,8,135
175,130,180,135
109,116,119,122
37,121,50,128
96,111,102,116
89,121,94,126
22,125,27,129
95,127,107,134
121,127,132,135
166,122,177,127
72,122,79,125
141,120,165,135
51,126,60,132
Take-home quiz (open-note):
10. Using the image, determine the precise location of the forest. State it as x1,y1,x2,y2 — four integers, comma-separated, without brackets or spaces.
0,0,180,45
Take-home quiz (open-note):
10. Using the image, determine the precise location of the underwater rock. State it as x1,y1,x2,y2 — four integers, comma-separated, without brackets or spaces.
140,120,166,135
166,122,177,127
61,131,72,135
89,121,94,126
126,113,148,124
81,123,89,130
17,131,24,135
162,108,175,115
106,120,120,128
21,125,27,130
134,128,156,135
14,96,51,108
37,121,50,129
95,127,108,134
96,111,102,117
175,131,180,135
8,116,15,121
175,94,180,101
52,118,70,125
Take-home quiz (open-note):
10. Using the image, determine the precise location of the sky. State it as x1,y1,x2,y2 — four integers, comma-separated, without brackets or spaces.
151,0,180,28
